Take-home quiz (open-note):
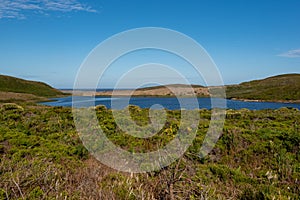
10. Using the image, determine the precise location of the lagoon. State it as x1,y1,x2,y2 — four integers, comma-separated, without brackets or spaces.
40,96,300,110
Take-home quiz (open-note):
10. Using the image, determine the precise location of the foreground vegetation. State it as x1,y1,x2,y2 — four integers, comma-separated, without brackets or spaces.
0,103,299,199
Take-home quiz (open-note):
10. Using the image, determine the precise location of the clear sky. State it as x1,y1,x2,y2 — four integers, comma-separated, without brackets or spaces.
0,0,299,88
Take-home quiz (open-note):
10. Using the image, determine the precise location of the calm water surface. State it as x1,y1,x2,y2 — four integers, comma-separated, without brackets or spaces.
40,96,300,110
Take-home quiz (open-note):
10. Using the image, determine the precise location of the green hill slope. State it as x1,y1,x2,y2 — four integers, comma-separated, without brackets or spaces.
226,74,300,101
0,74,64,97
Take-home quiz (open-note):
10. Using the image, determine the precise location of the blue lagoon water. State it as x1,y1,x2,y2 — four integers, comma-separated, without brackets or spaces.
40,96,300,110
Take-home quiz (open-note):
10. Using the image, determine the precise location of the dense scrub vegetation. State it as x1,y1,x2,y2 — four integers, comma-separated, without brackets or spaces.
0,103,299,199
0,75,65,97
226,74,300,101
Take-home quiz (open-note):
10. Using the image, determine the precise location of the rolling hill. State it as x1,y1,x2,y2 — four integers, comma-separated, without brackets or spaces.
0,74,64,97
226,73,300,101
0,74,65,102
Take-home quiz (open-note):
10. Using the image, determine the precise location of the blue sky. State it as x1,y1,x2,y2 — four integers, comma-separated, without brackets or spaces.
0,0,299,88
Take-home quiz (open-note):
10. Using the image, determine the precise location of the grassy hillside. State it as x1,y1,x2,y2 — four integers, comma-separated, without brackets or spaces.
0,74,64,98
226,74,300,101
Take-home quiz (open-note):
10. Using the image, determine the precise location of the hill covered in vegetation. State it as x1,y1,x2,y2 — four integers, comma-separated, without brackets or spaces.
0,74,65,102
226,74,300,101
0,74,64,97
